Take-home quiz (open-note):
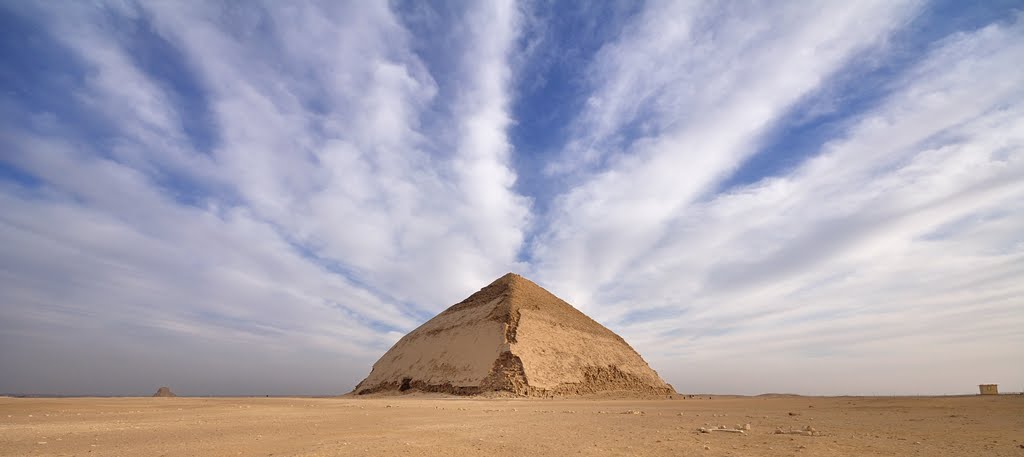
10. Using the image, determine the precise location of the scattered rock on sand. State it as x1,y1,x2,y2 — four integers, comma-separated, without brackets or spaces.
775,426,820,436
698,426,745,434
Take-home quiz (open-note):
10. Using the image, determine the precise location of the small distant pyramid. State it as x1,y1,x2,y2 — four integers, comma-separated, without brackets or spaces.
353,273,674,397
152,386,176,397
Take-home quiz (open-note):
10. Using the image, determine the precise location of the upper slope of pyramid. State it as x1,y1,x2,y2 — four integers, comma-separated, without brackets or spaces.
353,273,674,397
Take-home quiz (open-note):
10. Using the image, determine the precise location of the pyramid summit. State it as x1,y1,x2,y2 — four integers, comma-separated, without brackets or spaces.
353,273,674,397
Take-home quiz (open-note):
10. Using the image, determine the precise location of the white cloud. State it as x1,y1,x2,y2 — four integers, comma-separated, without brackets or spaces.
137,0,530,308
530,0,923,307
534,14,1024,394
1,1,1021,396
0,0,528,394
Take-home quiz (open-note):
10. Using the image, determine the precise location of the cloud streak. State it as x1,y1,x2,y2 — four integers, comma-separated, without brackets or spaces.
1,0,528,394
531,5,1024,395
1,1,1021,395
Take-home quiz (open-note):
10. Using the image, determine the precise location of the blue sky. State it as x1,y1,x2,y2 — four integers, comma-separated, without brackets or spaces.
1,0,1022,396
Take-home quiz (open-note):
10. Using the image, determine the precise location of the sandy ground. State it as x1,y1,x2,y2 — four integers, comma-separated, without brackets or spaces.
1,395,1022,456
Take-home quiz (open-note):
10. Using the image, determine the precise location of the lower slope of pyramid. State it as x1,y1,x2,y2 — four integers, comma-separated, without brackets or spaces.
353,274,674,397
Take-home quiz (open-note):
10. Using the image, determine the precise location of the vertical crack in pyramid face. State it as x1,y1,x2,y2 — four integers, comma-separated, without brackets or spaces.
353,273,674,397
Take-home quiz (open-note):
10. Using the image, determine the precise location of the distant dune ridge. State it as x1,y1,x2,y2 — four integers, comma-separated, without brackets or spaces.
152,387,176,397
353,273,674,397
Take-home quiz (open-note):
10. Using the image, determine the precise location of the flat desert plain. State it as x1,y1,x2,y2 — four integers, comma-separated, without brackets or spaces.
1,395,1022,456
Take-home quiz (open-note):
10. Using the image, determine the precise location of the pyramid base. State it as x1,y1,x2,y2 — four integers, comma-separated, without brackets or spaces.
355,363,675,398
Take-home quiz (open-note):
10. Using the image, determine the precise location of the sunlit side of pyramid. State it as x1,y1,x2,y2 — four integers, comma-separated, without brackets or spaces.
353,273,674,397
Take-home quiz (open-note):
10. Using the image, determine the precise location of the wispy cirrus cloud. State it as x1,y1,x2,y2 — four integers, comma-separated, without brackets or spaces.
528,4,1024,394
0,0,527,395
529,0,923,304
1,1,1021,396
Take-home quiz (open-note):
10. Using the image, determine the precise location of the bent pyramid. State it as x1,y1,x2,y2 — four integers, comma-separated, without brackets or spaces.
152,386,176,397
353,273,674,397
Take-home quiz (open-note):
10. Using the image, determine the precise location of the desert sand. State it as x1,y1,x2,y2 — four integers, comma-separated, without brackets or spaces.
2,394,1022,456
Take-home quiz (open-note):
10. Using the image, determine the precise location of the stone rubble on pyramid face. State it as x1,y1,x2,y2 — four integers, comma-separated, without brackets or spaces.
352,273,676,397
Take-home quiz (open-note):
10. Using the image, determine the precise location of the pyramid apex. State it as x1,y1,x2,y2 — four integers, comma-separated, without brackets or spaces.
493,272,523,283
487,273,551,301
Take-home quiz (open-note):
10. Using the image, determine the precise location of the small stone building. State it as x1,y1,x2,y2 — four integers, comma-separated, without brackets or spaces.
979,384,998,395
